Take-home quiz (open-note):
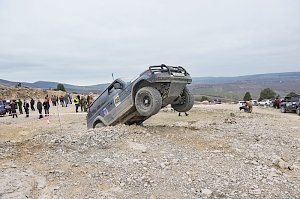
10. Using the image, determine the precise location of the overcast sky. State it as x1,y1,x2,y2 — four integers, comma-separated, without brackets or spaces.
0,0,299,85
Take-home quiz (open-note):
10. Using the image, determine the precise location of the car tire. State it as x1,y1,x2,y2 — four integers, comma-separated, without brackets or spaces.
93,120,105,128
171,86,194,113
296,108,300,116
280,106,286,113
135,87,162,117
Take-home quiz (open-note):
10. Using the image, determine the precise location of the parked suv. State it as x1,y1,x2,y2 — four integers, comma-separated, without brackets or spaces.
258,99,271,106
0,100,6,116
87,64,194,128
280,95,300,113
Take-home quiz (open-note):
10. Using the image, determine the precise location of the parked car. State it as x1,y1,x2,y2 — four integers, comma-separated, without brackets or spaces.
213,99,222,104
258,99,271,106
238,101,245,106
0,100,6,115
280,95,300,113
4,100,11,115
87,64,194,128
251,100,258,106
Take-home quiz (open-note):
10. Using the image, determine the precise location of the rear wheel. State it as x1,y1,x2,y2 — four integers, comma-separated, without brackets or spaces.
135,87,162,116
171,86,194,112
280,106,286,113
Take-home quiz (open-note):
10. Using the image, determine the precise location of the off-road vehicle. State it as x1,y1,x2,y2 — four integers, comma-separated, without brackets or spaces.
280,95,300,113
87,64,194,128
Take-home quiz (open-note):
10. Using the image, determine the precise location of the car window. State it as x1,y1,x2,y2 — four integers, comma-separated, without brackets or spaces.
291,96,300,102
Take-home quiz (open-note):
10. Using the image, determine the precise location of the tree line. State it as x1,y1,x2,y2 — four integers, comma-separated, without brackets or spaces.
197,88,298,102
243,88,297,101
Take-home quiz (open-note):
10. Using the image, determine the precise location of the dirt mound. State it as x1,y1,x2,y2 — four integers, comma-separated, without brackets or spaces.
0,84,65,100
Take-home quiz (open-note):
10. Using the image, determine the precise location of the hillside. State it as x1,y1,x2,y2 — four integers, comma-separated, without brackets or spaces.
192,72,300,85
1,72,300,100
191,72,300,100
0,79,108,94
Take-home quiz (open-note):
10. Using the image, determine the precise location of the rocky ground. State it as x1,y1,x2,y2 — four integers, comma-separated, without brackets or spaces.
0,103,300,199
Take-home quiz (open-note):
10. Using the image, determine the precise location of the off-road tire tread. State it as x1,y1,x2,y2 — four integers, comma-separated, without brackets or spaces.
171,86,194,112
135,87,162,116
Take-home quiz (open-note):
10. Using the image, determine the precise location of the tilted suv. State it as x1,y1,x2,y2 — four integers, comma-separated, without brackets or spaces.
280,95,300,113
87,64,194,128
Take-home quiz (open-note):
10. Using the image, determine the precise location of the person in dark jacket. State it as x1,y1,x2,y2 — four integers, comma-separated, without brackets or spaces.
68,93,72,104
17,99,23,114
30,98,35,111
74,95,80,112
37,100,43,119
64,93,69,107
23,100,30,117
59,95,64,107
43,98,50,117
11,100,18,118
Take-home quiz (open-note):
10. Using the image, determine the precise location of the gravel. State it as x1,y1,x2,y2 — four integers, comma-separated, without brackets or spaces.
0,104,300,198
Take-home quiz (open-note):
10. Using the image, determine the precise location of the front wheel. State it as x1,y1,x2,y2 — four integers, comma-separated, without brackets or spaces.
280,106,286,113
93,120,105,128
296,108,300,116
171,86,194,113
135,87,162,117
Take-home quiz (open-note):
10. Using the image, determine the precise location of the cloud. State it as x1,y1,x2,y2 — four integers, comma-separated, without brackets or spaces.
0,0,300,85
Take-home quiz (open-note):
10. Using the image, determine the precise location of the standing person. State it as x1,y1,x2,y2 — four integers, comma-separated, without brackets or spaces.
87,95,91,107
30,98,35,111
87,93,94,108
81,95,87,112
23,100,30,117
37,99,43,119
59,95,64,107
64,93,69,107
17,99,23,114
68,93,72,104
43,98,50,117
74,95,80,112
11,100,18,118
51,95,57,106
245,100,253,113
80,95,84,112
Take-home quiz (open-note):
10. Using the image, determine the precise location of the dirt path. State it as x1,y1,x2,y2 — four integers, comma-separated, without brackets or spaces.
1,103,300,198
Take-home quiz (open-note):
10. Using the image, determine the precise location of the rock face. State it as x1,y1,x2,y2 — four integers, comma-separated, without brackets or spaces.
0,104,300,198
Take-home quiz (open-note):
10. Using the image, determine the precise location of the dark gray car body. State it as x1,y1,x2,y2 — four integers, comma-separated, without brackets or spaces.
87,64,193,128
0,101,6,115
280,95,300,113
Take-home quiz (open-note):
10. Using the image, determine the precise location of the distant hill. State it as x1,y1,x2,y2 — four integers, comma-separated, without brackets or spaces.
192,72,300,84
0,79,109,94
1,72,300,99
190,72,300,100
